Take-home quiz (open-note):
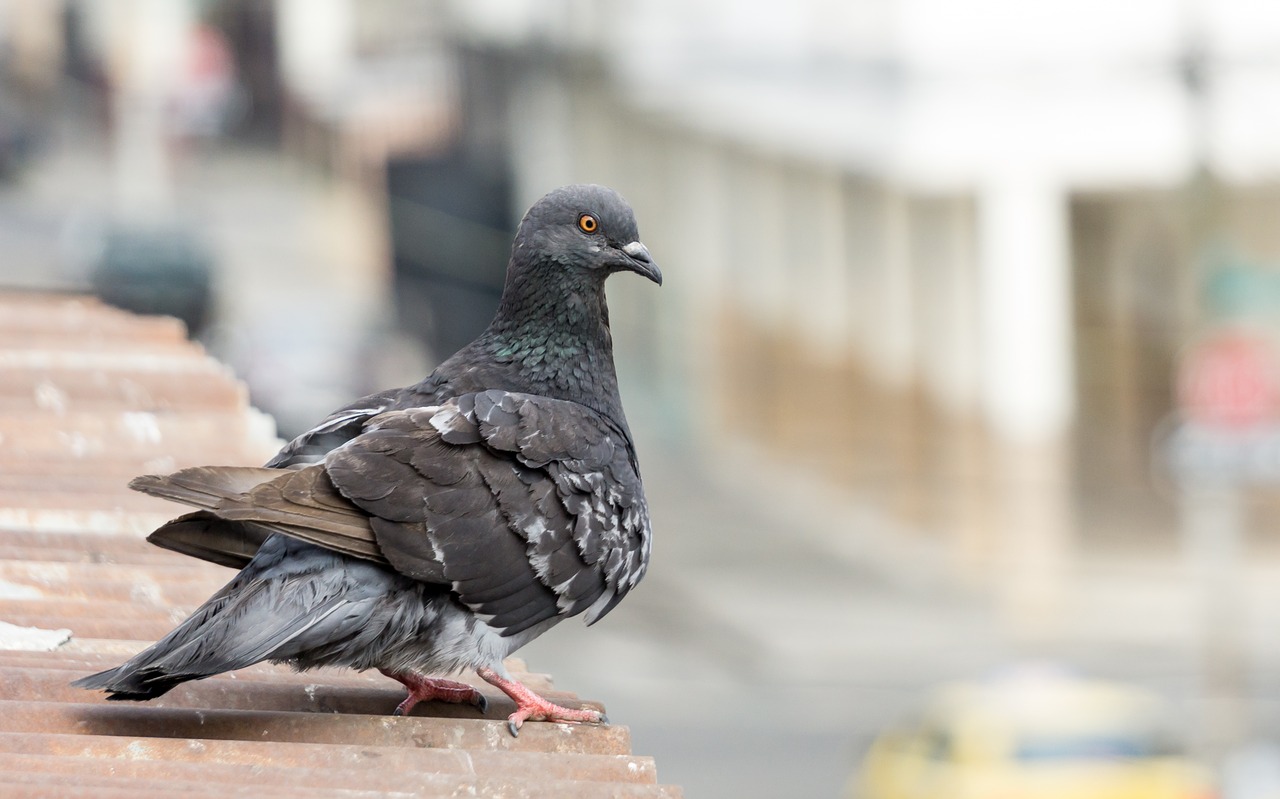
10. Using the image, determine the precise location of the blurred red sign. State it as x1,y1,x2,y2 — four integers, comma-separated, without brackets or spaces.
1177,331,1279,430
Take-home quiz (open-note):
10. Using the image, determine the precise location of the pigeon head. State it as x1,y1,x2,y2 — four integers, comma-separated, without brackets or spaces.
511,184,662,287
473,184,658,413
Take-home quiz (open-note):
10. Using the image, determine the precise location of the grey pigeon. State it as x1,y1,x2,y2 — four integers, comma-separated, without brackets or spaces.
73,184,661,734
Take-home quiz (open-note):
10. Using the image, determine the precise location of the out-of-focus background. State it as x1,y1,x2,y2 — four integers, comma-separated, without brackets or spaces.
4,0,1280,796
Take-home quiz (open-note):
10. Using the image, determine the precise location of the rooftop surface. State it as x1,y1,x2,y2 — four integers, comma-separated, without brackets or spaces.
0,291,681,798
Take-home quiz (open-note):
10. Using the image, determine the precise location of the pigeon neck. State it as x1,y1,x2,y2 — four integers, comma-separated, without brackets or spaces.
482,264,624,413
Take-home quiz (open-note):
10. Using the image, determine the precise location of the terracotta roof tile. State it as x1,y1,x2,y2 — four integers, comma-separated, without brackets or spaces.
0,293,680,797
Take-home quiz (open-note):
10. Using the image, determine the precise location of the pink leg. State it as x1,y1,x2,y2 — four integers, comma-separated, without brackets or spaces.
379,668,488,716
476,666,607,736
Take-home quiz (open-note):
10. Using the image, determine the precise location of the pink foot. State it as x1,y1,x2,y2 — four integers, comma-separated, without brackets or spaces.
477,666,607,736
379,668,488,716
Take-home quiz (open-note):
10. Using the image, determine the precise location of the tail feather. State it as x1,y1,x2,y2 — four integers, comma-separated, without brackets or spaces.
145,511,269,570
72,542,378,700
72,575,252,698
130,465,387,567
130,466,280,509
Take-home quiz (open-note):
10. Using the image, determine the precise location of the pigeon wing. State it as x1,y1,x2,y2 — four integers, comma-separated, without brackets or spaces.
463,389,651,625
136,390,651,637
324,390,650,635
265,382,444,468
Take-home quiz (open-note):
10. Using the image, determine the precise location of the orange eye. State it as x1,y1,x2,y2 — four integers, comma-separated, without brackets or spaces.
577,214,599,234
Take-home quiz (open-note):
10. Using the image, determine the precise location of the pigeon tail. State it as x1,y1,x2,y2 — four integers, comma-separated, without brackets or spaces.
72,585,341,700
129,466,280,509
73,538,380,700
134,465,388,569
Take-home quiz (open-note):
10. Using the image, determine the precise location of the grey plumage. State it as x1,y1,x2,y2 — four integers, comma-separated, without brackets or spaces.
73,185,659,728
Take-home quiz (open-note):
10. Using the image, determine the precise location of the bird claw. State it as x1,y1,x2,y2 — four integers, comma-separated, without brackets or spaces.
382,670,488,717
500,706,605,737
478,666,608,737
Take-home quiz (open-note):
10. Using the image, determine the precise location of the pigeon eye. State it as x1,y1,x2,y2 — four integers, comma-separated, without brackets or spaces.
577,214,599,234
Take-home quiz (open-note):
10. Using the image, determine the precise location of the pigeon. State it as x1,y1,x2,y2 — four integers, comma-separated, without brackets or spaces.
73,184,661,735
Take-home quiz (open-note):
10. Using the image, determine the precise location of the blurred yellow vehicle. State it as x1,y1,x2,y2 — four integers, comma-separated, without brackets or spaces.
851,667,1216,799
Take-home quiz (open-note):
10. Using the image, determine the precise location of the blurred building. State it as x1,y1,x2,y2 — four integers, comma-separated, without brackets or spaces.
6,0,1280,639
423,0,1280,642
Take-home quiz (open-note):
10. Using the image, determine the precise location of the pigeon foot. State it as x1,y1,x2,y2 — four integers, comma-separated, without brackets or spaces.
476,666,606,736
379,668,488,716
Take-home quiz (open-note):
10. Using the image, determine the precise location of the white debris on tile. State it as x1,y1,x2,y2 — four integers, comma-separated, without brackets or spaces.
0,619,71,651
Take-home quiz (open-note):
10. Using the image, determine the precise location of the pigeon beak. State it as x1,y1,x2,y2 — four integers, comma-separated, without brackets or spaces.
620,241,662,285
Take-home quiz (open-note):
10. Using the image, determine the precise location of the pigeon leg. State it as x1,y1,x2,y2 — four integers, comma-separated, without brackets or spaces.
379,668,488,716
476,666,607,736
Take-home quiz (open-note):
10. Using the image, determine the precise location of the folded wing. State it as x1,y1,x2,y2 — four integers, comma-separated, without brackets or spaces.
133,390,651,637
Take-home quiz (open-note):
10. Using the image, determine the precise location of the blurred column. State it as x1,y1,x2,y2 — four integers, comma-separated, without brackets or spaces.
671,135,731,311
977,174,1075,635
106,0,191,217
862,186,915,388
843,179,880,369
733,155,789,333
276,0,352,101
915,196,978,416
665,133,732,444
913,196,988,578
991,436,1074,635
719,149,790,447
977,174,1074,440
787,164,849,363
